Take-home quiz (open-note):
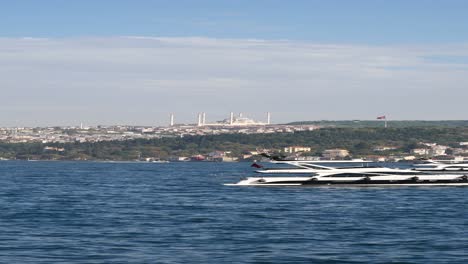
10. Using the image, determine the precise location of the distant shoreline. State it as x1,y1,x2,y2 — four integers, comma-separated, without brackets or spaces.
0,127,466,162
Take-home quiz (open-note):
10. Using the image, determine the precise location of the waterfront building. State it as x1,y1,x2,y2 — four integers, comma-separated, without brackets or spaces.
430,145,448,156
411,148,430,155
283,146,311,153
322,149,350,159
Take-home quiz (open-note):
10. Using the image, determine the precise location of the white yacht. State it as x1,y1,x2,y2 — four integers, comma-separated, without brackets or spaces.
413,160,468,172
255,159,371,174
226,159,468,187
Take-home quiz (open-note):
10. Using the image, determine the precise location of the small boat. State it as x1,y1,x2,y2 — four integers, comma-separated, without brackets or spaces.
150,160,170,163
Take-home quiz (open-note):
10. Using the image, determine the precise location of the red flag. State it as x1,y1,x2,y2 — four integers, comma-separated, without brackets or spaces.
376,115,386,120
251,163,263,168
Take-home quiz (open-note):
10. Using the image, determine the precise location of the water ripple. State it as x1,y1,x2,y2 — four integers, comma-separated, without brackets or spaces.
0,161,467,263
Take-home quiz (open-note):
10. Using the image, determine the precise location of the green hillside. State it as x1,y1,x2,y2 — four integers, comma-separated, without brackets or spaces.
287,120,468,128
1,127,467,161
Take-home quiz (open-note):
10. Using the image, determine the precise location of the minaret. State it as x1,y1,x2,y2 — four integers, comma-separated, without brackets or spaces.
80,122,83,129
230,112,234,125
202,112,206,126
170,113,174,127
267,112,271,125
197,113,202,126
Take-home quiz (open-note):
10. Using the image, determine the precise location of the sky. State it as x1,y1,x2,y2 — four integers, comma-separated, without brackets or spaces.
1,0,468,126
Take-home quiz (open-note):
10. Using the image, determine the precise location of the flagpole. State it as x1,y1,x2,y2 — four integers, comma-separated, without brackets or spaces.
377,115,387,128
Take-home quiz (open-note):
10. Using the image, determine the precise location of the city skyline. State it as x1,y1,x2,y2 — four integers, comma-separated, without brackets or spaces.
1,1,468,126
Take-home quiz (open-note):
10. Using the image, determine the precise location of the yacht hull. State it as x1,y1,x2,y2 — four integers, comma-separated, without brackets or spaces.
225,182,468,187
225,176,468,187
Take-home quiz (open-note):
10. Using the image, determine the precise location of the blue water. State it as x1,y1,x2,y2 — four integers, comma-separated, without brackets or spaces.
0,161,467,263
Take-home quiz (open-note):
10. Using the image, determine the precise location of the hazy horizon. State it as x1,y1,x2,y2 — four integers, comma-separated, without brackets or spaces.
2,118,468,128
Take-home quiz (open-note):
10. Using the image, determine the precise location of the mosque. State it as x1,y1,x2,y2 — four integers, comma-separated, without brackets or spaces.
168,112,271,127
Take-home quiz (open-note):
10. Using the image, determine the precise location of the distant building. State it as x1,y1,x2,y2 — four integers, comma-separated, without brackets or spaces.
43,146,65,152
220,156,238,162
374,146,398,152
284,146,311,153
190,155,205,161
200,112,271,127
421,142,437,147
411,148,430,155
322,149,349,159
208,151,226,159
403,155,416,161
451,148,468,155
430,145,448,156
365,155,387,162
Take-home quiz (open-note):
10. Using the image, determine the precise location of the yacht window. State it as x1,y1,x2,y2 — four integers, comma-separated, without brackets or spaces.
301,165,327,170
323,172,421,177
376,172,418,175
323,173,374,177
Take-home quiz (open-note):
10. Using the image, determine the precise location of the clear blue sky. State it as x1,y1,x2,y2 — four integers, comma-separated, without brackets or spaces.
2,0,468,44
1,1,468,125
